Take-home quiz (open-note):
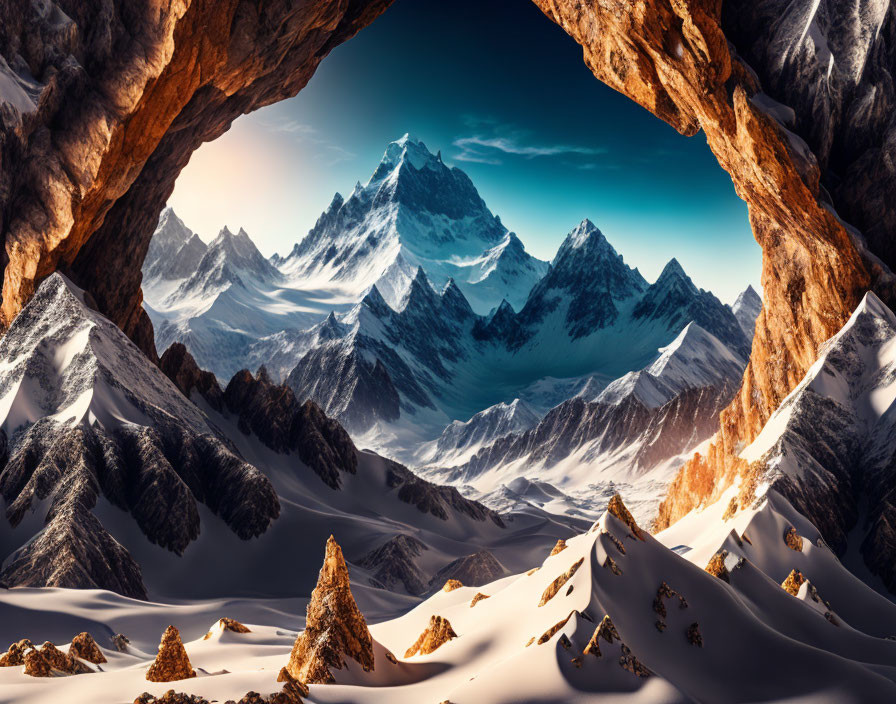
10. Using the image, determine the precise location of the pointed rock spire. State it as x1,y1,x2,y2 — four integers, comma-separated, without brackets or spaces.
69,632,106,664
284,535,374,684
607,494,645,541
145,626,196,682
404,615,457,657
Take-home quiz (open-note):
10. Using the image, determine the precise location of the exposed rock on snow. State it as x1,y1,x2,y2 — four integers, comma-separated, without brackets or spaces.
159,342,224,412
145,626,195,682
607,494,645,541
549,539,568,556
470,592,490,607
223,368,357,490
24,642,91,677
203,618,251,640
0,639,33,667
69,632,106,664
285,536,374,684
134,692,210,704
538,558,584,606
404,615,458,657
784,526,804,552
441,579,463,593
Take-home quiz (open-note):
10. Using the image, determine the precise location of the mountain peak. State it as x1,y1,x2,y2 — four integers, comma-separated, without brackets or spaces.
567,218,603,248
654,258,695,292
379,134,439,174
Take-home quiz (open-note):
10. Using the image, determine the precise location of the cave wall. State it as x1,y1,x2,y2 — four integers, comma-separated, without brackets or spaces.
0,0,393,360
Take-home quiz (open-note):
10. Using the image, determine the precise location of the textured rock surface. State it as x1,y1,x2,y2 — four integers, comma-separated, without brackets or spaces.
0,0,393,356
285,536,374,684
159,343,224,412
69,632,106,664
0,639,34,667
224,368,357,490
538,558,584,607
24,642,91,677
145,626,196,683
530,0,895,532
404,615,458,657
203,618,251,640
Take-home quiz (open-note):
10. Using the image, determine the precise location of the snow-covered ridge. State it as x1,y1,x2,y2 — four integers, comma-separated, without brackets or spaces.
738,290,896,591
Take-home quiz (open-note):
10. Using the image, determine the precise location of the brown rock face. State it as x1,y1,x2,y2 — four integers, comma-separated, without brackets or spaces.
159,343,224,412
532,0,894,533
782,569,807,597
0,0,393,356
549,539,568,556
0,639,34,666
538,557,585,607
704,551,731,583
404,615,458,657
284,536,374,684
24,642,91,677
203,618,251,640
442,579,463,592
145,626,196,683
69,632,106,664
784,526,804,552
607,494,645,541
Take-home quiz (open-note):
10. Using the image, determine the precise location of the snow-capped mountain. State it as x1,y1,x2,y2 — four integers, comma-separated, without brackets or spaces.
142,207,208,283
738,291,896,592
730,284,762,339
596,322,747,408
283,226,748,454
278,134,548,313
423,398,540,467
423,323,745,522
147,224,355,380
0,274,582,601
0,273,279,599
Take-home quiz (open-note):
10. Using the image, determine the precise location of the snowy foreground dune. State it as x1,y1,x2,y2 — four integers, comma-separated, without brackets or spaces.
3,489,896,704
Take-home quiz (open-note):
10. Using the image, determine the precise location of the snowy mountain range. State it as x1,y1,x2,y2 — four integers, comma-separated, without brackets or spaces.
139,135,759,528
0,274,580,601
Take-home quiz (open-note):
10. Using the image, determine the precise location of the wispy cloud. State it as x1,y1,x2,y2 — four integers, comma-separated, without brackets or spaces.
256,116,356,165
452,120,607,167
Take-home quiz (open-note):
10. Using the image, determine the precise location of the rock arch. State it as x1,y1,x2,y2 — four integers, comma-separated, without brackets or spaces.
1,0,893,531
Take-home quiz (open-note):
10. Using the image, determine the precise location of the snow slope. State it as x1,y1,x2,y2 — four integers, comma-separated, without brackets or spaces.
3,491,895,703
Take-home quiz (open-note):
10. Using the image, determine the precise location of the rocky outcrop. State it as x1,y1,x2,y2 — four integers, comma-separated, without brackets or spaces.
470,592,490,607
0,639,33,666
135,693,210,704
442,579,463,593
428,550,505,590
607,494,645,541
145,626,196,683
0,0,393,357
69,632,106,664
549,539,568,556
404,615,458,657
284,536,374,684
159,343,224,412
224,368,357,490
384,458,505,527
204,618,251,640
538,557,584,607
704,551,731,583
24,642,91,677
530,0,894,532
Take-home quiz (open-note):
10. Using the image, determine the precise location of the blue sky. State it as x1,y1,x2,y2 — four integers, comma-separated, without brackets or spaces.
168,0,760,303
